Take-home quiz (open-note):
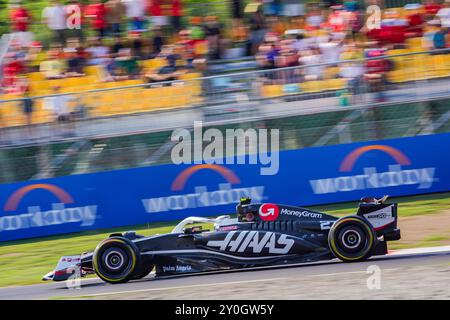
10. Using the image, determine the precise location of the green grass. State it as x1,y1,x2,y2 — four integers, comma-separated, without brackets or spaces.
0,192,450,288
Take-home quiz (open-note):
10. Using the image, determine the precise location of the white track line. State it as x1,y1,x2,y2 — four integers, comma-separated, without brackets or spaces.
75,277,287,297
388,245,450,256
71,268,405,298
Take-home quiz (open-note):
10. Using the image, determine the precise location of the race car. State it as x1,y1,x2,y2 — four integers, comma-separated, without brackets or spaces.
43,196,401,284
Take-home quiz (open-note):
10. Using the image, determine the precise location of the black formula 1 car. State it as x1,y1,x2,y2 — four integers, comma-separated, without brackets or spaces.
43,196,401,284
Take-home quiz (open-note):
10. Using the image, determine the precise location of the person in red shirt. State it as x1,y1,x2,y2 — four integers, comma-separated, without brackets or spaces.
1,53,25,94
424,0,442,16
9,4,32,32
85,0,108,39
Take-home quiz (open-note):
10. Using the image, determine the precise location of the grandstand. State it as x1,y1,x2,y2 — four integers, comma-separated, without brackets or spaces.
1,0,450,186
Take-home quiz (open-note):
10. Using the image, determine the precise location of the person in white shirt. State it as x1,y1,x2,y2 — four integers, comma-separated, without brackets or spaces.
42,0,67,44
44,86,76,137
85,37,110,65
122,0,147,31
437,0,450,28
298,48,324,80
318,35,343,65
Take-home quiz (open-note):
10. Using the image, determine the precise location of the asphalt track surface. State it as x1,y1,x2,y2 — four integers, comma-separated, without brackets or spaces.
0,246,449,300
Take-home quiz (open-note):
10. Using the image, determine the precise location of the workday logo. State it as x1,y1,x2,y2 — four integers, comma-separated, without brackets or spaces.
309,145,436,194
142,164,265,213
0,184,97,232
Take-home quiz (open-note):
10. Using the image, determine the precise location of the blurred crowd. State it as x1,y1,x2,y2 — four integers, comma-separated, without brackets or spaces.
2,0,450,101
253,0,450,102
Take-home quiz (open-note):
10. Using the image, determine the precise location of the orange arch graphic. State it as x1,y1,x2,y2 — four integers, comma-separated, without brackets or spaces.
171,164,241,191
339,145,411,172
4,184,74,212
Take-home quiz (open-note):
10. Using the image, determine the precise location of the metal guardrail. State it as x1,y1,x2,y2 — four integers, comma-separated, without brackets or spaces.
1,49,450,148
0,95,449,184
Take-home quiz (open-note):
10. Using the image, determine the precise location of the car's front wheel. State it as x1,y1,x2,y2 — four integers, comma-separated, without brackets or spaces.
93,237,140,284
328,216,376,262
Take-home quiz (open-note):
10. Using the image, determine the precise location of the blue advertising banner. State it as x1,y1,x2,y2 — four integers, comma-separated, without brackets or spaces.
1,132,450,241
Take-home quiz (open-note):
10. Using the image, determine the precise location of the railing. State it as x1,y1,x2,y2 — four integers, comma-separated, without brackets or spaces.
0,95,449,185
1,49,450,148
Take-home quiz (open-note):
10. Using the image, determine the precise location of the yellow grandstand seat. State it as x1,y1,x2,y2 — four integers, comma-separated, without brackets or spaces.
300,80,324,93
406,37,424,51
85,65,100,77
261,85,283,98
325,78,346,90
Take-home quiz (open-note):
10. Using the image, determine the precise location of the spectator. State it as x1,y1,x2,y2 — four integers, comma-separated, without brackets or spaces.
42,0,67,45
204,16,222,60
144,52,185,85
25,41,46,72
44,86,76,138
9,1,31,33
64,39,87,76
318,34,343,64
99,53,118,81
339,41,365,103
404,3,425,38
298,47,324,81
292,32,308,53
115,48,140,79
364,47,391,103
423,20,445,50
189,17,205,42
111,36,125,56
151,26,164,57
21,85,34,136
106,0,126,36
40,50,66,79
123,0,147,31
85,0,108,39
424,0,442,16
177,30,195,67
171,0,183,32
129,31,145,59
86,37,110,65
9,0,33,46
437,0,450,29
148,0,167,27
431,22,448,52
248,5,267,55
305,3,324,31
1,52,25,94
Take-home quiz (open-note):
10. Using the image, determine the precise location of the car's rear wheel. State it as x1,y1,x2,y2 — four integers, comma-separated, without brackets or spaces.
93,237,139,284
328,216,376,262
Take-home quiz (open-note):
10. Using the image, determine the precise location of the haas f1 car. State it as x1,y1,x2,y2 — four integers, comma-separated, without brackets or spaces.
43,196,401,284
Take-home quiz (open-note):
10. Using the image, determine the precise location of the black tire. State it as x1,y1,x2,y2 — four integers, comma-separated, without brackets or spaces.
328,216,376,262
131,263,154,280
93,237,140,284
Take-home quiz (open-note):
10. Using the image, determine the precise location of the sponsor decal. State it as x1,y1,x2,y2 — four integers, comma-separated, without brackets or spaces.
280,208,322,219
162,265,192,273
363,205,395,230
142,164,265,213
207,231,294,254
1,184,97,233
258,203,279,221
309,145,436,194
219,225,239,231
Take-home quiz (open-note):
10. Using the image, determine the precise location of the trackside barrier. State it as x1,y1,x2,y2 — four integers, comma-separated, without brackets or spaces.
0,132,449,241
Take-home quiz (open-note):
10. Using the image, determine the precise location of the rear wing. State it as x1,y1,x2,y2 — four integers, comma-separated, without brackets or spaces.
357,202,400,241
